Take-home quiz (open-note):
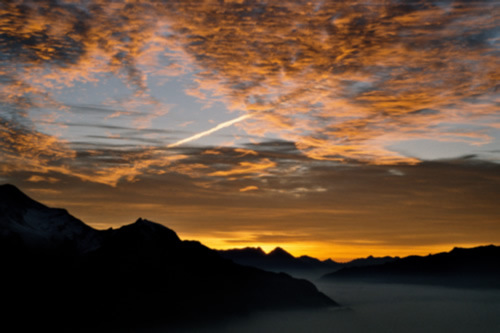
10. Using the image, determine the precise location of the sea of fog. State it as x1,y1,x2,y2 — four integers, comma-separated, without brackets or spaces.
147,281,500,333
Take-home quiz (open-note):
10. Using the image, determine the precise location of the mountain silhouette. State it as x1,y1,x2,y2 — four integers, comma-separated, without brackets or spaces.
0,184,337,331
268,246,296,259
218,246,398,279
218,247,340,277
321,245,500,289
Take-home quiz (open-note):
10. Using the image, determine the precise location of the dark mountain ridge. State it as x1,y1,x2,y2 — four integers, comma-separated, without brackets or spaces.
0,184,337,331
321,244,500,289
218,246,398,279
218,247,340,278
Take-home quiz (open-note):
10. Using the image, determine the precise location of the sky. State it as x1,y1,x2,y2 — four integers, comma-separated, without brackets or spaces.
1,0,499,261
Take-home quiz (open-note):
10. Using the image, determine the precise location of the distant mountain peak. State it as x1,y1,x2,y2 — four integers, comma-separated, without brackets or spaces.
242,246,266,255
323,259,338,264
268,247,294,259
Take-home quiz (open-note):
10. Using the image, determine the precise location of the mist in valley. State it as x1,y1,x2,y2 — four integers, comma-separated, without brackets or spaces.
145,281,500,333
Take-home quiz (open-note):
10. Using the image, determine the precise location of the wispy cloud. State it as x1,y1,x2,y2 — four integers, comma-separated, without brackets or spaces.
207,158,276,178
165,0,499,163
167,114,251,148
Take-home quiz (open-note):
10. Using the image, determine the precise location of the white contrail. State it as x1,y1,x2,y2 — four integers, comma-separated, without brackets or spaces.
167,114,251,148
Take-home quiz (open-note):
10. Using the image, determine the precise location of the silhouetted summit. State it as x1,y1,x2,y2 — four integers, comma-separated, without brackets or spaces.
110,217,181,246
0,183,46,209
1,185,337,330
218,246,331,276
268,246,295,259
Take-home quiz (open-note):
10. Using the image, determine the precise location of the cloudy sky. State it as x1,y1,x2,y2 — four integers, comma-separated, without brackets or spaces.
1,0,499,260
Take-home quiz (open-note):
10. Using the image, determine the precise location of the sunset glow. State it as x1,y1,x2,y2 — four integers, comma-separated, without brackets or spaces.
1,0,499,260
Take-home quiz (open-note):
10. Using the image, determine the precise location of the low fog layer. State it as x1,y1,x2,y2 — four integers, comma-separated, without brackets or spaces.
148,282,500,333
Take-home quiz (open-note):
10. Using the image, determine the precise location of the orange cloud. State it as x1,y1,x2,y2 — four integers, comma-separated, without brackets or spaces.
239,185,259,192
208,159,276,178
202,149,222,155
234,148,258,157
0,119,192,187
1,0,498,187
161,0,499,163
27,175,59,183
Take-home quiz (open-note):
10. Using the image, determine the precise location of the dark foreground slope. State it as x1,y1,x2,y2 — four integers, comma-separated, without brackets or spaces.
322,245,500,289
0,184,336,331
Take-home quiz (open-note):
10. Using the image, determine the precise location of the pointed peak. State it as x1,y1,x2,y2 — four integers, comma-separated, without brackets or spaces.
270,246,287,253
323,258,338,264
130,218,166,229
132,217,164,227
268,247,294,259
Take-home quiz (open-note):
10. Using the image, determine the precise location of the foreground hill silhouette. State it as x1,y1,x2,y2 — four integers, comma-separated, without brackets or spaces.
0,184,336,331
322,245,500,289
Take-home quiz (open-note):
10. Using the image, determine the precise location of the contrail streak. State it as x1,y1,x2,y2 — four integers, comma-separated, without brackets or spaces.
167,114,251,148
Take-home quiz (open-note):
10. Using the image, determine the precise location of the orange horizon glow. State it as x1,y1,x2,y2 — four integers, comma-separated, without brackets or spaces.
85,220,498,262
169,232,500,262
